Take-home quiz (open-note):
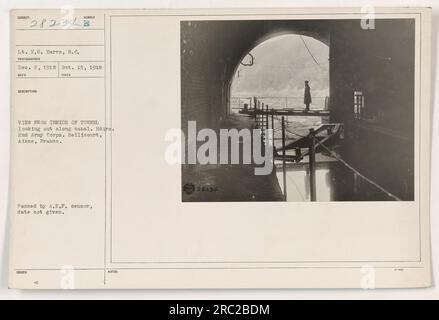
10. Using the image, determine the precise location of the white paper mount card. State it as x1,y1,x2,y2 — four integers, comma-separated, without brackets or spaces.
9,7,432,289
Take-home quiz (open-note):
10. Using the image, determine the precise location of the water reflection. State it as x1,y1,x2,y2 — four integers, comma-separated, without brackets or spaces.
271,114,397,201
276,161,330,201
276,160,395,202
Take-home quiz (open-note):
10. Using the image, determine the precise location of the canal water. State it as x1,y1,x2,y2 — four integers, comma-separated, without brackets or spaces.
272,115,395,202
275,159,395,202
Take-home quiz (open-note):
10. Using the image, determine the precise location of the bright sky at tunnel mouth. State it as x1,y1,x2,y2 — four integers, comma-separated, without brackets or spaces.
231,34,329,99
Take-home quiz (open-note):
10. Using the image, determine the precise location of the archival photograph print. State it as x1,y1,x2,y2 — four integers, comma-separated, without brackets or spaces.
180,19,415,202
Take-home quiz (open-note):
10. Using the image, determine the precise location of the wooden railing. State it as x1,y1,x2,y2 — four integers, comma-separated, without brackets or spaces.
231,95,330,111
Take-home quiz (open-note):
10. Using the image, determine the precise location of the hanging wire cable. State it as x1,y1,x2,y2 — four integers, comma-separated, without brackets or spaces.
273,116,307,138
318,142,402,201
300,35,321,66
285,128,306,138
299,36,328,71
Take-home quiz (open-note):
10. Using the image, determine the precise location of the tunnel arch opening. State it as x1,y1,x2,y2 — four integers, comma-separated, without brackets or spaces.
227,33,330,116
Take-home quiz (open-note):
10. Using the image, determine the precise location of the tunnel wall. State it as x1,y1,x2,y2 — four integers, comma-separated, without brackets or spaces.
329,20,415,131
329,19,415,200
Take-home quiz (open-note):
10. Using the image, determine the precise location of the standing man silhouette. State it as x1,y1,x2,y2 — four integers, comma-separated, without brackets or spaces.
304,80,312,112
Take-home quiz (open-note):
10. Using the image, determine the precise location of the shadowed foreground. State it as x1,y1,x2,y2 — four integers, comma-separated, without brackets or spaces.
182,114,284,202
